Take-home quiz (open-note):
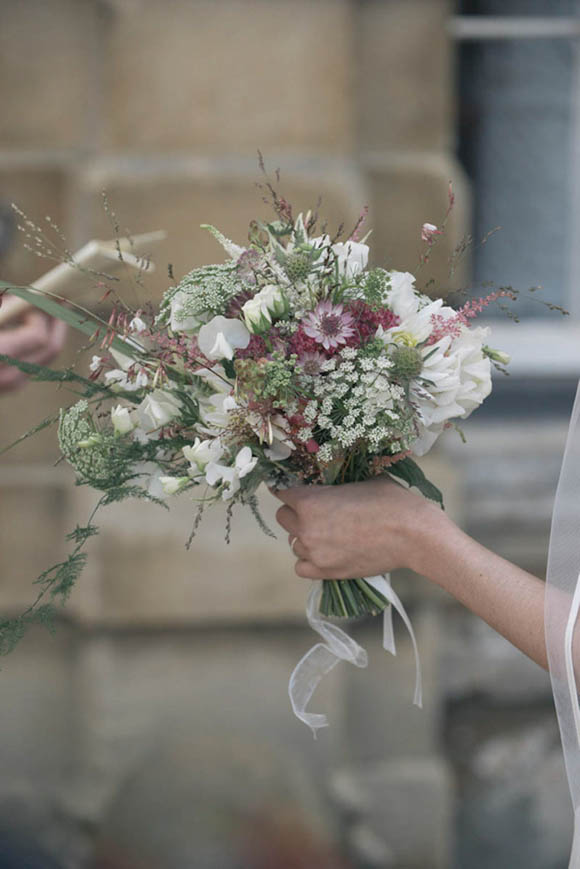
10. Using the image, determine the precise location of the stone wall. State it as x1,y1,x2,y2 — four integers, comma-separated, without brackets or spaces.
0,2,548,868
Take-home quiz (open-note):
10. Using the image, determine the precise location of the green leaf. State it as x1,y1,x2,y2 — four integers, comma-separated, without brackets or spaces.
387,456,444,508
0,411,59,457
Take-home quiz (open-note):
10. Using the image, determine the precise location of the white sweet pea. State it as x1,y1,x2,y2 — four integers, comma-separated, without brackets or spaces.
332,241,369,279
205,447,258,500
105,369,144,393
198,316,251,361
158,475,190,495
111,405,135,435
137,389,182,431
129,314,147,334
199,392,238,432
183,437,224,471
310,236,369,279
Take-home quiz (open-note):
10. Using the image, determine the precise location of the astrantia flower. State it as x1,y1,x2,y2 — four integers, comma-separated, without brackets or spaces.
301,300,356,351
297,351,327,376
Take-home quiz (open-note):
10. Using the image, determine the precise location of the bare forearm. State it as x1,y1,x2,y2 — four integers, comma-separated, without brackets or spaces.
415,515,547,670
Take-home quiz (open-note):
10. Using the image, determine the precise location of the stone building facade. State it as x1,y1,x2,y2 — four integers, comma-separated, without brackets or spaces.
0,1,572,867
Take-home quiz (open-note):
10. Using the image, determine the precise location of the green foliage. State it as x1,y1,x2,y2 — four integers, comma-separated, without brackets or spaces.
0,411,59,457
357,268,392,308
66,523,99,543
387,456,444,508
246,494,277,539
0,353,117,399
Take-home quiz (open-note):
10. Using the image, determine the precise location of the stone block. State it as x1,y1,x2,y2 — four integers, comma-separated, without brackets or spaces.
0,0,100,148
103,0,353,152
344,607,443,762
72,160,365,300
87,486,311,623
331,756,454,869
0,622,73,781
366,153,471,297
357,0,453,152
68,630,343,830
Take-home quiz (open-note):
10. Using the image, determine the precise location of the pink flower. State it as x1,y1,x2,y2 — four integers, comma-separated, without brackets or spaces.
421,223,441,243
301,300,356,351
297,350,327,375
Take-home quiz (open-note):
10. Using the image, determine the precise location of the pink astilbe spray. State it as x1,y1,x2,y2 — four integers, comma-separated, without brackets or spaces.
428,290,515,345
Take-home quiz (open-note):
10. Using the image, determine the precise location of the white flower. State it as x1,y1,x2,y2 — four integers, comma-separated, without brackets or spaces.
105,369,144,393
89,355,103,373
137,389,182,431
199,392,238,433
111,405,135,435
198,315,251,361
332,241,369,279
311,236,369,279
205,447,258,500
129,314,147,334
421,223,440,243
412,326,492,456
386,271,421,320
169,290,204,334
242,284,286,333
159,476,190,495
263,414,296,460
182,437,224,471
193,364,233,394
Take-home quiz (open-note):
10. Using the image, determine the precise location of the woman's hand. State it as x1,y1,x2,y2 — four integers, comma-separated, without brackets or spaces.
0,297,66,393
272,477,448,580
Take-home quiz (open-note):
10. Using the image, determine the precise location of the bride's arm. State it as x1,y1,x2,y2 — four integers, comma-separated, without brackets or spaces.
273,478,548,670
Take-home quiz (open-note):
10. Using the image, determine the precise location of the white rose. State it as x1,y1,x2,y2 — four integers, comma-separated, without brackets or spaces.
111,405,135,435
242,285,286,333
412,327,492,456
137,389,182,430
198,316,251,361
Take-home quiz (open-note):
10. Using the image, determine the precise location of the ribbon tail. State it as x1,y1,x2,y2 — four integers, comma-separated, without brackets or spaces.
288,583,368,736
366,574,423,708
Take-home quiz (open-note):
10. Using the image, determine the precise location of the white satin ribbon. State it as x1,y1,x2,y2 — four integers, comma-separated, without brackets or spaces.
546,380,580,867
289,574,423,736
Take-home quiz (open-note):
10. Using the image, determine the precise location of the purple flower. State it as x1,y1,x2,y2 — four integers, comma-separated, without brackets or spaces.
301,300,356,351
297,350,327,376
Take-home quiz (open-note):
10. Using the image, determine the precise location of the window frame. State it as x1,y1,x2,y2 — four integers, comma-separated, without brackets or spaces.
449,14,580,377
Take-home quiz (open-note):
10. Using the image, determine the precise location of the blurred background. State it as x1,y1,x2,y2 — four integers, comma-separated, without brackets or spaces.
1,0,579,866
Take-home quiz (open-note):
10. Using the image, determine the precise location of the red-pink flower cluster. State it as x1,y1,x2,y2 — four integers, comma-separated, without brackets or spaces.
428,290,513,345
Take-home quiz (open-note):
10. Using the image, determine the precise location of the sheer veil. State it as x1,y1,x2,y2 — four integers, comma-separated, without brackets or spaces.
546,380,580,867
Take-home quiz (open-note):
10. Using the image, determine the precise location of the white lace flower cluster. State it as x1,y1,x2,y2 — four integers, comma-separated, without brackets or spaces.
297,346,413,462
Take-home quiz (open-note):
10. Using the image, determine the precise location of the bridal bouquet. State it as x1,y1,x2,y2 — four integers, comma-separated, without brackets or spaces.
0,185,512,728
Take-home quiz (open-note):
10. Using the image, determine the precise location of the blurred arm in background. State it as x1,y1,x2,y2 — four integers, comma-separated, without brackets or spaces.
0,295,66,394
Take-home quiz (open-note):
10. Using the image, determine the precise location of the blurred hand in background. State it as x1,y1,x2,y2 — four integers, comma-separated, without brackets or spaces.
0,296,66,394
